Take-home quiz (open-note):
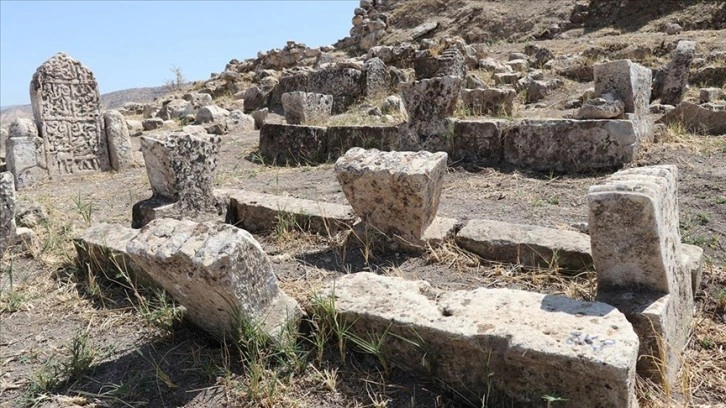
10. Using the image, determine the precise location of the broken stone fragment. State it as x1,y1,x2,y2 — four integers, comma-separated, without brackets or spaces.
126,218,303,341
281,92,333,125
576,93,625,119
103,110,134,171
335,148,447,241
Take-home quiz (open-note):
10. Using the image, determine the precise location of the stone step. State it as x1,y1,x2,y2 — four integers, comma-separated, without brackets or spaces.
456,219,592,272
319,273,639,408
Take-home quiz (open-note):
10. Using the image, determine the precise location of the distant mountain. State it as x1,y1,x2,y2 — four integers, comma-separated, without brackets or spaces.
0,85,170,129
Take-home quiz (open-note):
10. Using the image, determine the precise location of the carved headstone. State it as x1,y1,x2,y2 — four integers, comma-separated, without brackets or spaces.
30,52,109,176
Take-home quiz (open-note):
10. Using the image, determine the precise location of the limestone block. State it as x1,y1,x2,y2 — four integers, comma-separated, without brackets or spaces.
281,92,333,125
659,101,726,135
588,165,681,293
195,105,230,124
226,110,255,133
399,76,462,151
226,190,357,234
502,119,637,172
594,60,652,116
459,87,516,116
326,125,399,158
526,79,563,103
103,110,133,171
269,67,364,115
335,148,447,240
456,219,592,271
681,243,704,297
142,118,164,131
493,72,520,85
450,118,505,163
320,273,639,408
0,172,17,257
659,41,697,106
364,57,391,97
73,223,152,287
259,123,328,164
139,133,220,213
0,128,7,159
6,119,44,190
156,99,191,120
126,219,303,340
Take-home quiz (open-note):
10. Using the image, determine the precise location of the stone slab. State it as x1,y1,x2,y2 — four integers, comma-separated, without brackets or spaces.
450,118,505,163
502,119,637,172
456,219,593,272
594,60,652,117
658,101,726,135
226,190,357,235
0,172,16,257
319,273,639,408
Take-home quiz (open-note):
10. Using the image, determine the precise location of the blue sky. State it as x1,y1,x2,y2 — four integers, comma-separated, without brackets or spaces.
0,1,357,106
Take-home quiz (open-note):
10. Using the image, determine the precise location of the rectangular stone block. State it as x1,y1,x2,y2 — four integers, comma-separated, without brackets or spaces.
456,219,592,272
450,118,505,163
0,172,17,257
588,165,681,293
226,190,357,235
326,125,399,158
502,119,637,172
281,91,333,125
320,273,639,408
594,60,652,117
259,123,328,164
335,148,448,240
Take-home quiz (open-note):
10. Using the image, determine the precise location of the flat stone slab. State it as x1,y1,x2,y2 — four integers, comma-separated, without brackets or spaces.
658,101,726,135
319,273,639,408
503,119,637,172
456,219,592,271
126,218,303,341
226,190,357,235
335,148,448,240
259,123,328,164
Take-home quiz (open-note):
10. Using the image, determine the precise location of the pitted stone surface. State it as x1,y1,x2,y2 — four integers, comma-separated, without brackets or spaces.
503,119,637,172
399,76,462,151
588,165,681,293
320,273,639,408
140,132,220,213
281,92,333,125
658,41,697,106
460,87,516,116
30,52,110,175
6,118,44,189
326,125,399,158
576,95,625,119
450,119,505,163
659,101,726,135
259,123,328,164
456,219,593,271
589,165,695,384
594,60,652,117
126,218,302,340
103,110,133,171
0,172,17,257
335,148,447,240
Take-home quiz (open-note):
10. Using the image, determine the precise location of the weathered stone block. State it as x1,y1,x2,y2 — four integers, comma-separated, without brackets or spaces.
6,119,45,189
226,190,357,235
503,119,637,172
326,125,399,158
658,101,726,135
103,110,133,171
126,218,303,340
456,219,593,272
259,123,328,164
364,57,391,97
460,87,516,116
594,60,652,117
588,165,681,293
139,132,220,214
0,172,16,257
281,92,333,125
319,273,639,408
658,41,697,106
335,148,447,240
450,119,505,163
399,76,462,151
